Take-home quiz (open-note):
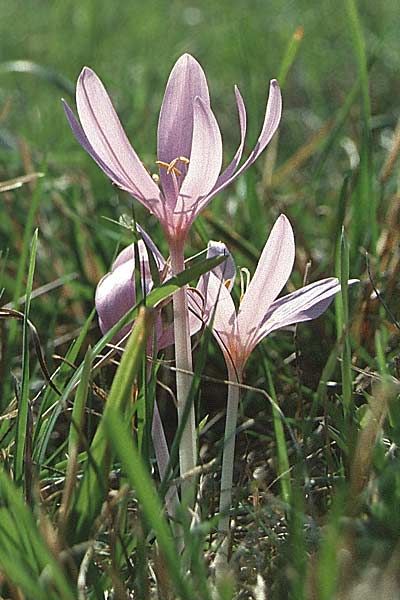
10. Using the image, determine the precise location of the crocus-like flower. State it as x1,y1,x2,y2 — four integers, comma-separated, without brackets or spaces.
194,214,357,380
62,53,281,246
191,214,358,570
95,227,171,348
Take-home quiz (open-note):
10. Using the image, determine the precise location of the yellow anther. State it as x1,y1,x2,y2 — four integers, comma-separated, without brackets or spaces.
224,279,231,289
155,156,190,177
152,173,160,183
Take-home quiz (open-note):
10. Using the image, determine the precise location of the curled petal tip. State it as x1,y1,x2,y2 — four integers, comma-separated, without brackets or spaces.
78,66,98,87
79,66,90,78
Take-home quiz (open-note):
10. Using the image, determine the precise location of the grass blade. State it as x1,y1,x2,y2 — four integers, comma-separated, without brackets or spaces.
14,229,38,486
68,307,156,543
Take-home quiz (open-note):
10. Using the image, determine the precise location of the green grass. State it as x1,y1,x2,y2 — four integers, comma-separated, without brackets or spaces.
1,0,400,597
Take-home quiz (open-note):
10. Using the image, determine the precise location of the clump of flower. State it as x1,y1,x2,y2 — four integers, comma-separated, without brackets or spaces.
64,53,282,486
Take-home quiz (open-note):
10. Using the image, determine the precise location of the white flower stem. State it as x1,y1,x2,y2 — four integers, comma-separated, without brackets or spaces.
215,364,241,572
151,400,179,516
169,241,197,492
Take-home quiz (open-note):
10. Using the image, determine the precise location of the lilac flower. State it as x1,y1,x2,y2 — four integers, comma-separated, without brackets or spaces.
95,228,171,348
95,230,231,351
194,214,357,380
62,53,281,246
191,215,358,568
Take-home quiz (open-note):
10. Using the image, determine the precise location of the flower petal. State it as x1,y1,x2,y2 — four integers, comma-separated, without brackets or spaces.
188,240,236,337
206,240,236,289
213,85,247,188
199,79,282,211
63,99,128,189
97,235,166,342
137,224,166,273
76,67,160,204
95,257,136,343
250,278,359,348
157,54,210,202
238,214,295,345
176,96,222,218
192,272,237,366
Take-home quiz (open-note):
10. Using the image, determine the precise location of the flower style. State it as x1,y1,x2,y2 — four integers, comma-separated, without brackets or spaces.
62,53,282,246
194,214,358,380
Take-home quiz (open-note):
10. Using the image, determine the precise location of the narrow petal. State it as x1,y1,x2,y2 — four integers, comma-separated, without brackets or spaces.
157,54,210,201
213,86,247,188
199,79,282,211
176,96,222,217
192,273,238,367
76,67,160,204
250,278,359,349
188,240,236,337
238,215,295,344
206,240,236,289
63,99,128,188
97,237,166,343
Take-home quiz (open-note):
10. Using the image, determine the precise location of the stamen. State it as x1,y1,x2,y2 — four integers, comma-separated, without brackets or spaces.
156,156,190,177
152,173,160,183
224,279,231,289
239,267,251,303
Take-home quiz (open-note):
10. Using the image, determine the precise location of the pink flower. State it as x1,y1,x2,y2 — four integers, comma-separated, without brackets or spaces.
63,54,281,246
95,227,172,348
193,215,358,379
95,228,232,350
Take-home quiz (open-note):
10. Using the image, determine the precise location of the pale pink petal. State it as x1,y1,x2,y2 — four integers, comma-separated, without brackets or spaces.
157,54,210,203
238,215,295,345
213,86,247,188
206,241,236,289
111,244,135,270
194,273,237,365
248,278,359,351
198,79,282,211
63,99,129,189
95,258,136,343
97,233,167,343
76,67,160,205
111,240,153,295
188,240,235,337
176,97,222,217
